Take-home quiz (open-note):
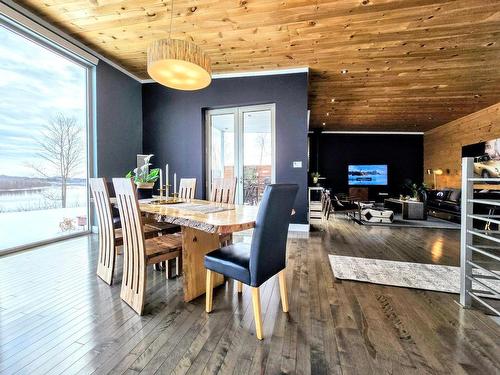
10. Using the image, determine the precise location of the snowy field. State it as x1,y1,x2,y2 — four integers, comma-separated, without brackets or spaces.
0,207,88,251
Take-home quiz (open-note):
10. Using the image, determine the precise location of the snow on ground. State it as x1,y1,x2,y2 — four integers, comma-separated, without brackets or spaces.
0,207,87,251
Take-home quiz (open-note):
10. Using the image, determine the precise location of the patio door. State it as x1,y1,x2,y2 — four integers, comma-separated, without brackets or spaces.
206,104,275,205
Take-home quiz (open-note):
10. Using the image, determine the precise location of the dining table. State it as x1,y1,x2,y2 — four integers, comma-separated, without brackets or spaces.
138,198,259,302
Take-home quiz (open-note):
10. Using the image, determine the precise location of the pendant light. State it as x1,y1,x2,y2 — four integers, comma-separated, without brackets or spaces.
147,0,211,90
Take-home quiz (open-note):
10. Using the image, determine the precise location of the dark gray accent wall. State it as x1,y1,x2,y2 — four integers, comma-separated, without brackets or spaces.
142,73,309,224
309,132,424,201
95,61,142,177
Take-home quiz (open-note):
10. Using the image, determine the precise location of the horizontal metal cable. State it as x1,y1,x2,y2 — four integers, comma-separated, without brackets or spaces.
468,214,500,226
466,275,500,297
467,260,500,282
468,199,500,207
468,230,500,244
468,291,500,316
467,244,500,262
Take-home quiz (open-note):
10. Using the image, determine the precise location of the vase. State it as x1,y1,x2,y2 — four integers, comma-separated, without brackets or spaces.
135,182,154,189
135,182,155,199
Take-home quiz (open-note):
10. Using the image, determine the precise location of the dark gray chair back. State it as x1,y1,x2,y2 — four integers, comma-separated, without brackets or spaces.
249,184,299,286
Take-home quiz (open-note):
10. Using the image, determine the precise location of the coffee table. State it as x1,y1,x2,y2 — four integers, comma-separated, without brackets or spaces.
384,198,427,220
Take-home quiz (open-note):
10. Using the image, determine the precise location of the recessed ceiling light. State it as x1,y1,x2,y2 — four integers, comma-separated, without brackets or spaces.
331,98,335,102
322,122,326,126
326,112,330,116
340,69,348,74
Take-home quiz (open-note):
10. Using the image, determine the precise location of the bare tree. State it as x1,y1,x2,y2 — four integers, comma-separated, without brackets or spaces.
256,134,267,166
29,113,82,208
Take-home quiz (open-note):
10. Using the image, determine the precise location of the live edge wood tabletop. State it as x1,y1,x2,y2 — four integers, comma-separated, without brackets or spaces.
140,199,259,302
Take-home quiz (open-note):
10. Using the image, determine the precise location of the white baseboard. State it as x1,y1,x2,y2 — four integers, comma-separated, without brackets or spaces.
288,223,310,232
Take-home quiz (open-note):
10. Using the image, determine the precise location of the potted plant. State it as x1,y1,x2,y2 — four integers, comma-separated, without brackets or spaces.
126,154,160,188
311,172,321,184
402,179,427,202
125,168,160,189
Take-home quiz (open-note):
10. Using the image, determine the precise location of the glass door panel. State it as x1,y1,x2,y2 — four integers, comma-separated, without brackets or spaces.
206,104,275,205
208,111,236,187
241,109,273,205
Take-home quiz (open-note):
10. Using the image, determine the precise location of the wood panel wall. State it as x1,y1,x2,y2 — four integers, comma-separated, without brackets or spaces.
424,102,500,189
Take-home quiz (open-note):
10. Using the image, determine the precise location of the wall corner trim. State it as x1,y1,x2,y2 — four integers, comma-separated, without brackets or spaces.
141,66,309,84
319,131,424,135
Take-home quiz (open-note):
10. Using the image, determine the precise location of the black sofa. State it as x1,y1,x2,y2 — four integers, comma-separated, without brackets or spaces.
426,188,500,224
426,189,461,222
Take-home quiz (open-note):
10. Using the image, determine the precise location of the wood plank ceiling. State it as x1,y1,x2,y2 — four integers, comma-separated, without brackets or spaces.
16,0,500,131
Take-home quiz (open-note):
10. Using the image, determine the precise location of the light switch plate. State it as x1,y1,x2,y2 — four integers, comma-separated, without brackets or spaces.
292,161,302,168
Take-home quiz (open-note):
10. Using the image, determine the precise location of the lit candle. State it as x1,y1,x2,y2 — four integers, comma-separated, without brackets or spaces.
165,164,169,197
174,173,177,195
159,168,163,199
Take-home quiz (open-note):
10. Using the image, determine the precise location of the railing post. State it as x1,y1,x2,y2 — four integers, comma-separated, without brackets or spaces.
460,157,473,307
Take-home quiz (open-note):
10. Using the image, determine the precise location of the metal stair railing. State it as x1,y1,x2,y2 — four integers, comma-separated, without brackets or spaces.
460,157,500,316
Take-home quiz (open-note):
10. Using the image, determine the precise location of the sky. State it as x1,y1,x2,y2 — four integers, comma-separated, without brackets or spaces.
0,24,87,177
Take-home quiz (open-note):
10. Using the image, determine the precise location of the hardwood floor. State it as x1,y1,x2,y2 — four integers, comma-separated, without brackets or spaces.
1,219,499,374
326,215,461,266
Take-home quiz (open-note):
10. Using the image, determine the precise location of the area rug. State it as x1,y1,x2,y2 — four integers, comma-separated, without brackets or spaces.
362,213,460,230
328,255,499,297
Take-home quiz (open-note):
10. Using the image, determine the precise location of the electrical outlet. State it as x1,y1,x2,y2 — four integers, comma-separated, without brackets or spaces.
292,161,302,168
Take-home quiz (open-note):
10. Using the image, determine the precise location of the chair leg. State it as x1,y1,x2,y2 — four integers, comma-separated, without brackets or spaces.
165,259,176,278
120,255,146,315
251,287,263,340
206,269,214,313
154,261,165,271
96,239,115,286
278,270,289,313
176,255,183,276
236,280,243,293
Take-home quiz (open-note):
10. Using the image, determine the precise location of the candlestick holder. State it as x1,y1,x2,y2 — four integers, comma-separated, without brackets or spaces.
157,184,172,198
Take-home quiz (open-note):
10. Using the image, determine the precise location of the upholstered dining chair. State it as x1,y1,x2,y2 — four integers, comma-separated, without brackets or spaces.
89,178,160,285
112,178,183,315
178,178,197,199
204,183,299,340
328,195,361,221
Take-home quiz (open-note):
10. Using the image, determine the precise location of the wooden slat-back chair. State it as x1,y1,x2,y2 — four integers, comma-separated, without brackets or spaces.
210,177,237,204
90,178,116,285
178,178,196,199
112,178,182,315
90,178,163,285
209,177,237,246
146,177,197,277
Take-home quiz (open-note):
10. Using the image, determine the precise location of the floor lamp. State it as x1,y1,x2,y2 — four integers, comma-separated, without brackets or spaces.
433,168,443,189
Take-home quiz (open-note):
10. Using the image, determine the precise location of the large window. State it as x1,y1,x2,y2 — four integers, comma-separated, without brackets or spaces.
0,19,93,253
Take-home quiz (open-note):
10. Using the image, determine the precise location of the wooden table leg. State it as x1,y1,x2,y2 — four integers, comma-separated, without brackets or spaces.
181,227,225,302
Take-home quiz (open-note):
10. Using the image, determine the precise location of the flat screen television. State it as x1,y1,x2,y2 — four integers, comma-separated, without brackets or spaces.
348,165,388,186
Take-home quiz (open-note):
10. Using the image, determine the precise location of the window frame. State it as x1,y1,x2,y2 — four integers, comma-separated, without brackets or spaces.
0,12,96,255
